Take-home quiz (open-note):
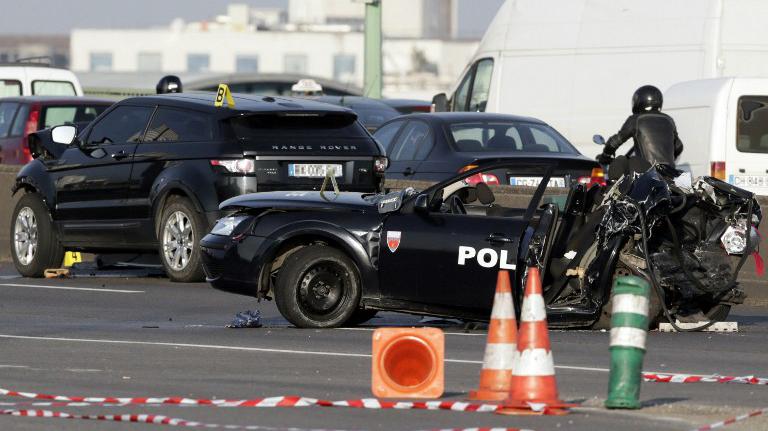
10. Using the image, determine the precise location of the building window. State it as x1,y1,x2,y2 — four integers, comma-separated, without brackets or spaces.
236,55,259,73
284,54,308,74
90,52,113,72
333,54,356,82
137,52,162,72
187,54,210,73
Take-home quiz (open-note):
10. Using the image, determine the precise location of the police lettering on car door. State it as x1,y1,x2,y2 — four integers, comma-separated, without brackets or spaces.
457,246,516,270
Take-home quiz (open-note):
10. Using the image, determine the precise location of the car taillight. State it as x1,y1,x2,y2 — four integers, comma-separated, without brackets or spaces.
577,167,606,187
21,105,40,163
210,159,255,174
459,164,500,185
711,161,726,180
374,156,388,173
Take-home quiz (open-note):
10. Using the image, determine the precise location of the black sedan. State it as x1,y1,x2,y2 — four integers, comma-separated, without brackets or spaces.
374,112,604,188
201,158,614,329
312,96,401,133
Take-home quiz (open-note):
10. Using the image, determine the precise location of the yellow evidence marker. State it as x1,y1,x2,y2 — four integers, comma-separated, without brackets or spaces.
63,251,82,267
214,84,235,108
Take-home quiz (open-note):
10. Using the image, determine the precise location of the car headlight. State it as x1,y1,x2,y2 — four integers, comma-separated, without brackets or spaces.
211,215,252,236
721,222,758,255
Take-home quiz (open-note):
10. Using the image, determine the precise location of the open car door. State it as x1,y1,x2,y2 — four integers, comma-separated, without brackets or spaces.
377,161,562,321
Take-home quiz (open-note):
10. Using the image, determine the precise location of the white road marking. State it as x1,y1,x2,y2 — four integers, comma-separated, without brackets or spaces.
0,334,613,373
0,365,30,369
0,283,143,294
336,327,486,337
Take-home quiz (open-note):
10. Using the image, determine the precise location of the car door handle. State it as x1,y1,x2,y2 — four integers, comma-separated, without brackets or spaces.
486,233,513,244
111,150,130,160
403,167,415,176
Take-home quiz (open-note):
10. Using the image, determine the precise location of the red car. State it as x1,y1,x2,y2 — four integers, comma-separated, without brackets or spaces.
0,96,112,164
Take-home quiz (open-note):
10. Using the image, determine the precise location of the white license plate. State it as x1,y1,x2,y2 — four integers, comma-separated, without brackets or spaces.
730,174,768,188
509,177,566,187
288,163,343,178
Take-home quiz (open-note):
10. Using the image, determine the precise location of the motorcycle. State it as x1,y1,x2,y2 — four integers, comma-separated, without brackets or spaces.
549,136,762,329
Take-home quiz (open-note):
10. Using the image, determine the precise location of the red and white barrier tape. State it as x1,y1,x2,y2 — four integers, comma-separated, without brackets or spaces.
0,387,501,412
0,408,533,431
691,407,768,431
643,373,768,385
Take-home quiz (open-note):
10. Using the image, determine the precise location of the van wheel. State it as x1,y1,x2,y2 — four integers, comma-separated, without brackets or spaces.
158,196,206,282
275,245,361,328
11,193,64,277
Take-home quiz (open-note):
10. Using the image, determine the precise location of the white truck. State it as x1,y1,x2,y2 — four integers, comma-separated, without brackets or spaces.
0,63,83,97
442,0,768,193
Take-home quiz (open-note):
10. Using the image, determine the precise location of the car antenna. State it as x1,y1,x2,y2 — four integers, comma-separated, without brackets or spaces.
319,170,340,201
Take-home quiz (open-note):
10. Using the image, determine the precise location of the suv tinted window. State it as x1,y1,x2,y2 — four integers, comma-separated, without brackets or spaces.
389,121,432,161
0,102,19,137
145,107,213,142
372,120,405,152
737,96,768,153
228,113,378,153
87,105,153,145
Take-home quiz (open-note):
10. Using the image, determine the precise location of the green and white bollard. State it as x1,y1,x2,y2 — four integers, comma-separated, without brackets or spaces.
605,276,650,409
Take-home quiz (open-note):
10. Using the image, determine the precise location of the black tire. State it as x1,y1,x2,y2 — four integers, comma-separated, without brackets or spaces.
704,303,731,321
345,309,378,326
157,196,206,282
592,264,662,330
10,193,64,277
274,245,361,328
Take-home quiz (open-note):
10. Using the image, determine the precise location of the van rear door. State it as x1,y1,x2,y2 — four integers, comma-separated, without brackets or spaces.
727,82,768,195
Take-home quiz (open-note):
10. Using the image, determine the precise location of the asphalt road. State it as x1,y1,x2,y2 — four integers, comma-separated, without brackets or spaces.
0,265,766,431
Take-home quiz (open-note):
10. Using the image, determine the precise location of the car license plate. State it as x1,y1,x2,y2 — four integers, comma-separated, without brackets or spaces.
509,177,566,187
729,174,768,188
288,163,343,178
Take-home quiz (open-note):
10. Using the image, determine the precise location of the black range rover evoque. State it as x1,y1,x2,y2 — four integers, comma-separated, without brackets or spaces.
11,92,387,281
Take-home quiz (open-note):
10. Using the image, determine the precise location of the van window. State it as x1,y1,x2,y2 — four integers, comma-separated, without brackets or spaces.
468,59,493,112
87,105,153,146
144,108,213,142
737,96,768,153
32,80,76,96
452,58,494,112
1,80,21,97
0,102,19,137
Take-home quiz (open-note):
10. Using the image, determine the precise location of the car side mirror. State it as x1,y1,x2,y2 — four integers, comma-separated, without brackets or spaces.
431,93,448,112
593,134,606,146
51,125,77,145
414,194,429,213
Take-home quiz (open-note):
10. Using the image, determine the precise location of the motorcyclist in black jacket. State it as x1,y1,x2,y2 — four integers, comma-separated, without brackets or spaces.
597,85,684,175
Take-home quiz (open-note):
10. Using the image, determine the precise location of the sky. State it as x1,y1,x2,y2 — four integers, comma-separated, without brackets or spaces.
0,0,504,39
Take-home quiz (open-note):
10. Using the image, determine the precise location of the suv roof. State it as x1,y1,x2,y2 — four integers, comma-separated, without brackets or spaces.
121,92,356,118
0,96,112,104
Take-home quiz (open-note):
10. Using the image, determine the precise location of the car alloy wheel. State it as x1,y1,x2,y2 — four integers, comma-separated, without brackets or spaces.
297,262,348,318
162,210,194,271
13,207,38,266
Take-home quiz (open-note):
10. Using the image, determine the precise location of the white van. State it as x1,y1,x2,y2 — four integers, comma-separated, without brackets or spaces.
0,64,83,97
444,0,768,193
666,78,768,195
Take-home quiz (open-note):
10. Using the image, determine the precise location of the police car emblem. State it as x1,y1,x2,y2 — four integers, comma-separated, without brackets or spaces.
387,231,401,252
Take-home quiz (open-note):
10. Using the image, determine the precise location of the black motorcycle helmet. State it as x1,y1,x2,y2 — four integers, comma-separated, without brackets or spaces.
631,85,663,114
156,75,183,94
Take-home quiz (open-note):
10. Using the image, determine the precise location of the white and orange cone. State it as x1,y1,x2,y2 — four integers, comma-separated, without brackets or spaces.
496,267,574,415
469,270,518,401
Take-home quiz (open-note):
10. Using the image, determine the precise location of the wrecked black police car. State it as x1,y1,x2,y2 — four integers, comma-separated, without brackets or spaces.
200,159,761,329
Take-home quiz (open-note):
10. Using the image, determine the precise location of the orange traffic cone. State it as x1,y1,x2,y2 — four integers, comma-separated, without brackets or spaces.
497,267,574,415
469,270,518,401
371,327,444,399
